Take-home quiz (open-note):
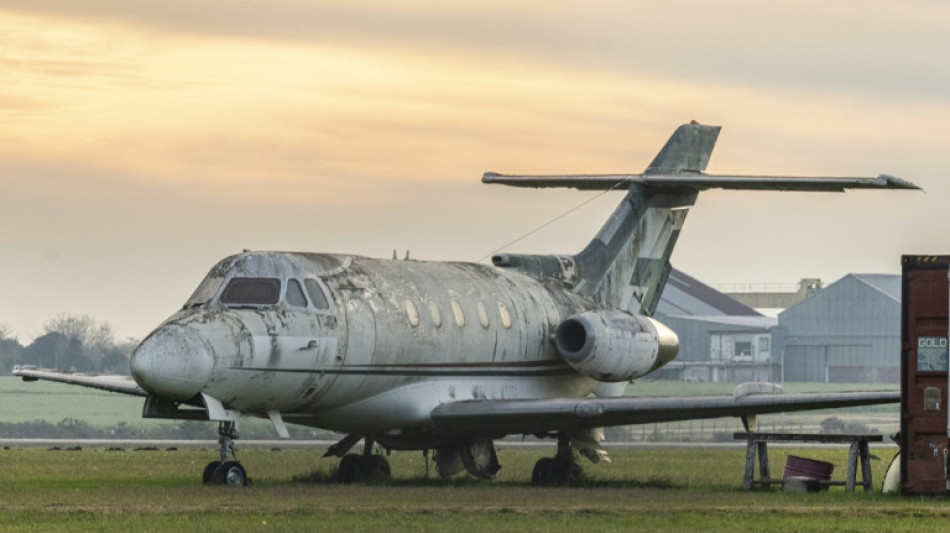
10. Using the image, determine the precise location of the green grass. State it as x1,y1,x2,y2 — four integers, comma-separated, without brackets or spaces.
0,446,944,532
0,377,147,427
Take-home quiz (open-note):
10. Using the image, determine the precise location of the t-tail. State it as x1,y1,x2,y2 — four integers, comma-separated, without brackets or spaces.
484,122,919,315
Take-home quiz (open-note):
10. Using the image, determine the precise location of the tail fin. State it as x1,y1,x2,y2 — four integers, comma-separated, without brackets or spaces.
572,123,718,314
483,122,919,316
645,122,720,174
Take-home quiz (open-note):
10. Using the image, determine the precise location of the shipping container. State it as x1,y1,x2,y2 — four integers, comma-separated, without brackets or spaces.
900,255,950,495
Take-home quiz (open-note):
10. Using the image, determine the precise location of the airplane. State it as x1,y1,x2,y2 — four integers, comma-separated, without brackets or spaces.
14,122,917,487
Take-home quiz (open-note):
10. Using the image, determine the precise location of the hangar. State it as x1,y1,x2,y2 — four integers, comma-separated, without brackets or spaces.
655,270,777,383
775,274,900,383
656,271,900,384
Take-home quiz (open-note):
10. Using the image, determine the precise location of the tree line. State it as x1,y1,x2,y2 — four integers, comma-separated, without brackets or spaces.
0,315,137,376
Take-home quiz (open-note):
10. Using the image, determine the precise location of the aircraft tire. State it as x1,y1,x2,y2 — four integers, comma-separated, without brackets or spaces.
531,457,555,485
363,455,392,481
532,457,582,486
202,461,221,485
333,454,364,484
219,461,248,487
550,457,583,486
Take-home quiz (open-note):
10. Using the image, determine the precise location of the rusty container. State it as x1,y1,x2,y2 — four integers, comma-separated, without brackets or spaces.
900,255,950,495
783,455,834,481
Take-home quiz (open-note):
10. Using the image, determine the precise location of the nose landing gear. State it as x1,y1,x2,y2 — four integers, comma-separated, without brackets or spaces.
203,421,250,487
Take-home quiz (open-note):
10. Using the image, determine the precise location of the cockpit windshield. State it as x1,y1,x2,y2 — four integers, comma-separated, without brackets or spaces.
219,278,281,306
184,276,225,309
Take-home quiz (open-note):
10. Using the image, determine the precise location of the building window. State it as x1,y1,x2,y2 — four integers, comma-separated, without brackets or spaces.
734,341,753,357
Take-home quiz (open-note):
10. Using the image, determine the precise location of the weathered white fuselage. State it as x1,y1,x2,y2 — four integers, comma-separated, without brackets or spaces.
131,251,675,447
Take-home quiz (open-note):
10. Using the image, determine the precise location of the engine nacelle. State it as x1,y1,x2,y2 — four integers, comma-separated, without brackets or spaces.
554,310,679,382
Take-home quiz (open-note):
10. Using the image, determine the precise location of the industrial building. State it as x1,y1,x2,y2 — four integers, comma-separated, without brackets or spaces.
655,271,901,384
655,270,777,382
775,274,900,383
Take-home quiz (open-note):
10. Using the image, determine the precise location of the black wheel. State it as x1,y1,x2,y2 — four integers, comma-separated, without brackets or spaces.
531,457,555,486
332,454,364,484
219,461,248,487
363,455,392,481
202,461,221,485
550,457,583,486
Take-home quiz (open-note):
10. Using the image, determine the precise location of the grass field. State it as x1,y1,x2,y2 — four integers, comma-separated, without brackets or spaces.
1,445,944,533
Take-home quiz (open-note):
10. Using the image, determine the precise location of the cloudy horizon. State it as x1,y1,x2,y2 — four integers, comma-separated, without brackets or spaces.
1,1,947,341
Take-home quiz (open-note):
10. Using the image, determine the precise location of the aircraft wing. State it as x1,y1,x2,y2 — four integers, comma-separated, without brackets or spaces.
12,366,146,397
429,390,899,436
482,172,921,192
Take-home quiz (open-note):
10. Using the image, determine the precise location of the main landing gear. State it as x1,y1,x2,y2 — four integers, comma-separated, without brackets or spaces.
327,436,392,484
202,421,250,487
531,433,583,486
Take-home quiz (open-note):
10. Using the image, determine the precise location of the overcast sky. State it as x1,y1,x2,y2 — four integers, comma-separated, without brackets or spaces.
1,1,947,341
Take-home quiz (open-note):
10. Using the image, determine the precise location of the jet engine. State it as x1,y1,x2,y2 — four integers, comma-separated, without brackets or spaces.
553,310,679,382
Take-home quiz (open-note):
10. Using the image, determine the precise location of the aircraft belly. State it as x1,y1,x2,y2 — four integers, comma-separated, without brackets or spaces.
293,374,596,435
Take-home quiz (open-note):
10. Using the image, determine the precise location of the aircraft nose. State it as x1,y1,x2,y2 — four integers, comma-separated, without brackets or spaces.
131,324,214,401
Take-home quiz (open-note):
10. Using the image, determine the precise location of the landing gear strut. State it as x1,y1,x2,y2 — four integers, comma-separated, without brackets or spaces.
531,433,583,486
202,421,249,487
330,436,392,484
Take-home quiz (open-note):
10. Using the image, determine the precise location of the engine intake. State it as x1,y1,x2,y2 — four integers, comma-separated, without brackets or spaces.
554,311,679,382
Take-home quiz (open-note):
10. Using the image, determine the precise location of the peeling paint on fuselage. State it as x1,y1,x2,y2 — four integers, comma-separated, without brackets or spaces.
157,251,603,441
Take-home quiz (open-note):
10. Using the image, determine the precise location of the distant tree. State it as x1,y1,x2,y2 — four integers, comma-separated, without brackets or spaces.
0,337,25,375
0,322,13,341
40,314,133,372
99,337,138,374
23,332,69,369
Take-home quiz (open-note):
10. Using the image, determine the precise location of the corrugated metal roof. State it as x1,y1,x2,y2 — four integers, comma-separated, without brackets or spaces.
778,273,901,319
656,269,762,317
851,274,901,302
666,314,777,329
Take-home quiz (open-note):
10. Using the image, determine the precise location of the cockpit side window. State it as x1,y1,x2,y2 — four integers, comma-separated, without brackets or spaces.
286,279,308,308
220,278,281,306
304,278,330,310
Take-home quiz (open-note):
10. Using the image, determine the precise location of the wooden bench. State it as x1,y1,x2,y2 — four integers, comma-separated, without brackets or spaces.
734,432,883,492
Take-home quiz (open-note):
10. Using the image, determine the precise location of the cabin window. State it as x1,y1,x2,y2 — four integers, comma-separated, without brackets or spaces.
405,299,420,327
498,301,512,329
304,278,330,310
450,299,465,327
476,301,490,329
427,300,442,328
286,279,308,308
220,278,281,306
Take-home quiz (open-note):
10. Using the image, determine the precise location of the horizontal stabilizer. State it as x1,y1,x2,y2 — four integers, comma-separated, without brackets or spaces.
482,172,921,192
